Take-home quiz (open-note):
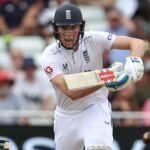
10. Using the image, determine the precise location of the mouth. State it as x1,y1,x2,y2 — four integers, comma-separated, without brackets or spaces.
66,41,73,44
65,39,74,45
65,39,74,42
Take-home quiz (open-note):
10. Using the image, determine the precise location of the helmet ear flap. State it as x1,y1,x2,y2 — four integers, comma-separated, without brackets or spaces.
52,21,59,39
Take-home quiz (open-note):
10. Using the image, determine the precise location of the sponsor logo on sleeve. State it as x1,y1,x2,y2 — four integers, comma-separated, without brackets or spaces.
107,33,112,40
44,66,53,75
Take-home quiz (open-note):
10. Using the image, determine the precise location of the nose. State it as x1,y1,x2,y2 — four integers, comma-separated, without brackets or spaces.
64,32,74,39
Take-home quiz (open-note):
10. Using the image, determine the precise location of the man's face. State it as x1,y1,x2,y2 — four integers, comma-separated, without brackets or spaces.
107,11,121,30
0,82,10,97
57,25,81,49
24,67,35,79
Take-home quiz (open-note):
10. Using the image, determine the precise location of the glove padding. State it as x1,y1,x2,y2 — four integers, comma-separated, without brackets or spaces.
105,62,131,92
124,56,144,82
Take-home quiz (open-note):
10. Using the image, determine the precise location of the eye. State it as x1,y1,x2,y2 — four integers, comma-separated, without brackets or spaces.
63,26,67,29
58,25,80,31
61,26,68,30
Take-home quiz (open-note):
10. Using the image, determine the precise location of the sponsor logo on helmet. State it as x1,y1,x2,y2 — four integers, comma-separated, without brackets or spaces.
66,10,71,20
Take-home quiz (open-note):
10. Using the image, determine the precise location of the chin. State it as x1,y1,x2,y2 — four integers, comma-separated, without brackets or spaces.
65,45,73,49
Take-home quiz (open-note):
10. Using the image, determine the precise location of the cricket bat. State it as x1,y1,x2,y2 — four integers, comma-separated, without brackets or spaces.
64,69,117,90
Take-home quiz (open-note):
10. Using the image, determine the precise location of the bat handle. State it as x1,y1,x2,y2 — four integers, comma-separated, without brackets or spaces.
4,141,9,150
0,140,9,150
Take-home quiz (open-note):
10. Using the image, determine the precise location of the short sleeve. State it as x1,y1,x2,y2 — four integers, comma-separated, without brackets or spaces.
41,49,63,80
92,31,117,52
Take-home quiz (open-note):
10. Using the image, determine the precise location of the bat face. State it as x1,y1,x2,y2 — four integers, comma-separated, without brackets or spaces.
64,69,117,90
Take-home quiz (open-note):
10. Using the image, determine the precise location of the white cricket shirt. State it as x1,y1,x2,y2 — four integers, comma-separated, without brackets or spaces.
41,31,116,111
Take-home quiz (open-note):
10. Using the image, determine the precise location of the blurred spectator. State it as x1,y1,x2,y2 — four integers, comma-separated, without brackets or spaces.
51,0,70,7
38,0,70,43
106,7,131,35
105,7,131,64
0,0,8,5
0,70,27,124
142,98,150,126
132,60,150,109
9,48,23,78
0,0,44,36
115,0,138,18
136,51,150,86
143,50,150,63
111,84,139,126
71,0,115,10
13,57,55,111
132,0,150,40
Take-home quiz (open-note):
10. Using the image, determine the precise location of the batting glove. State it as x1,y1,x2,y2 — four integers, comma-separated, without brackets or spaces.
105,62,131,91
124,56,144,82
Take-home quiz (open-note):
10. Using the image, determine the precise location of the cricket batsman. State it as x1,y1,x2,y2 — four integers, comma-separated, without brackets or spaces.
41,4,145,150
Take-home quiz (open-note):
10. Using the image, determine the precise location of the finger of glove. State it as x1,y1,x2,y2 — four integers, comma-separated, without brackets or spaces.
125,57,138,81
114,71,122,78
109,64,123,78
126,56,144,81
131,57,144,77
134,62,144,80
109,62,123,72
136,58,144,73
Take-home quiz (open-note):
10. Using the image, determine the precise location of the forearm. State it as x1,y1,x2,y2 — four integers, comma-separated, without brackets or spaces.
52,74,103,100
66,85,102,100
130,38,146,57
21,3,43,30
0,16,9,33
112,36,146,58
